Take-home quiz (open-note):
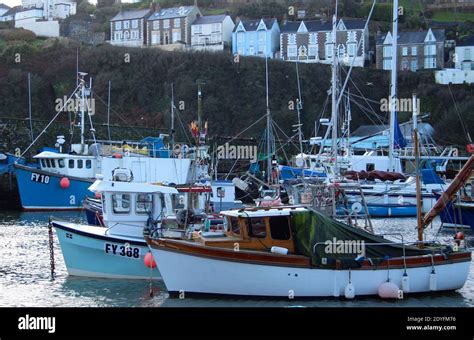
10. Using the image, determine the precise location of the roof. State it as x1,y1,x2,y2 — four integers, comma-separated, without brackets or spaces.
33,151,96,160
148,5,195,20
89,180,179,195
280,18,365,33
222,206,307,218
2,5,28,16
458,35,474,47
111,9,151,21
376,29,445,45
233,18,277,32
193,14,227,25
0,3,10,10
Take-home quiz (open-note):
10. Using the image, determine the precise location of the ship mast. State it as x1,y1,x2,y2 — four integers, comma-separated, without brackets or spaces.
265,56,272,184
330,1,339,175
389,0,399,171
413,128,424,248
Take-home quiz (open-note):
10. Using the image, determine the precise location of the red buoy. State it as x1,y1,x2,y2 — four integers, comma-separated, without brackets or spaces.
60,177,70,189
144,252,156,269
455,232,465,240
95,192,102,199
113,153,123,159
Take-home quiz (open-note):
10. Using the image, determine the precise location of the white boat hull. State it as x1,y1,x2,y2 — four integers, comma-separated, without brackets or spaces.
150,246,470,297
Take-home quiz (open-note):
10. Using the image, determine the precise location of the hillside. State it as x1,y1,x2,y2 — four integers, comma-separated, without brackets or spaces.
0,42,472,157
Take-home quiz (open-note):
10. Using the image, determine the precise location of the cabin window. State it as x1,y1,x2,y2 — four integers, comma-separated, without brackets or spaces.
50,159,56,168
366,163,375,171
247,217,267,238
173,194,186,210
77,160,83,169
269,216,291,240
58,159,65,168
45,159,52,168
86,160,92,169
136,193,153,214
41,159,46,168
229,217,240,235
112,194,131,214
68,159,74,168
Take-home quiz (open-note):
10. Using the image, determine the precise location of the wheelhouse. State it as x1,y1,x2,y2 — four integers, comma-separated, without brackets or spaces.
34,151,97,178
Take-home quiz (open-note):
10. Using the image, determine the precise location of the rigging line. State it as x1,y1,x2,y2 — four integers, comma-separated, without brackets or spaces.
448,83,471,143
15,84,81,162
346,91,383,105
85,92,97,145
271,118,303,152
173,105,193,145
348,95,386,127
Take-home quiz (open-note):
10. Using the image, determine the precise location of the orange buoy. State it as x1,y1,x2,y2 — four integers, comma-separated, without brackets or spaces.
60,177,70,189
144,252,156,269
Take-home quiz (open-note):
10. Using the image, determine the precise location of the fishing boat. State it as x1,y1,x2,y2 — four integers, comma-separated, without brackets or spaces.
50,171,179,279
437,195,474,230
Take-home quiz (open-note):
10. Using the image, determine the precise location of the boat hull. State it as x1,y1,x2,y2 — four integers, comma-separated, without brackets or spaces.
52,221,159,280
15,164,94,211
438,198,474,230
148,240,470,297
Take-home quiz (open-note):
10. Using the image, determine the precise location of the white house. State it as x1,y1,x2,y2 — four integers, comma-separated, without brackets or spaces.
21,0,76,20
436,36,474,84
110,8,152,47
190,14,234,51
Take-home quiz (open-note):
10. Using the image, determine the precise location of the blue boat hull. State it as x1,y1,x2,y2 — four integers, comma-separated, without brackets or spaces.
279,166,327,180
437,195,474,230
52,221,160,280
15,164,94,210
365,203,417,217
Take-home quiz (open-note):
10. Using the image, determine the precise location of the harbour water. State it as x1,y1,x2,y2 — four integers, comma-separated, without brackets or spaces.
1,210,473,307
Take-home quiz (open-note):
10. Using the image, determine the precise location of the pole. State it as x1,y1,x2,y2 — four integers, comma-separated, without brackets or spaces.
265,56,272,184
295,60,304,172
331,2,339,175
389,0,399,171
107,80,111,144
413,128,424,249
170,83,175,150
28,73,33,143
80,76,85,146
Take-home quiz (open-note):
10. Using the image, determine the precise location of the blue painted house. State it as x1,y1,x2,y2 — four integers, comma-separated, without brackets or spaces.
232,18,280,59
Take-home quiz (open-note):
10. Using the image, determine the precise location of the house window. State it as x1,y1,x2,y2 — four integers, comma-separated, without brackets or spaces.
123,20,129,29
402,47,408,56
131,31,138,39
308,45,317,58
195,25,202,34
401,58,409,71
348,42,356,57
212,23,220,32
412,46,417,56
172,30,181,43
131,19,138,29
424,56,436,69
325,43,333,59
258,31,265,42
112,194,131,214
258,44,265,54
151,32,160,44
237,32,244,44
163,19,170,29
309,33,317,45
124,31,129,40
247,217,267,238
269,216,291,240
383,45,392,57
410,59,417,71
288,33,296,45
136,193,153,214
153,20,159,30
115,21,121,30
424,44,435,56
383,59,391,70
288,45,297,58
175,18,181,28
464,48,471,61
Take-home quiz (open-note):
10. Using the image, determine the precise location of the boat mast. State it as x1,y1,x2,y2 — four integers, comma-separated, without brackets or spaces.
413,128,424,249
331,1,339,175
79,73,86,146
265,56,272,184
170,83,175,150
295,59,304,171
389,0,399,172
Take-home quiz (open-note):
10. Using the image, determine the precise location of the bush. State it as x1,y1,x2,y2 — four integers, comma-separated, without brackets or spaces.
0,28,36,42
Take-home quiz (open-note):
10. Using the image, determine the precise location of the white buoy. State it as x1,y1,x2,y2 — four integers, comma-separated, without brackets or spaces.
270,246,288,255
344,282,355,299
378,281,400,299
401,273,410,293
429,271,437,291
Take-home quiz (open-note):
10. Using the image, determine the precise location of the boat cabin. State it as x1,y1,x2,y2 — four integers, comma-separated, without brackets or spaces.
197,206,308,253
34,151,97,178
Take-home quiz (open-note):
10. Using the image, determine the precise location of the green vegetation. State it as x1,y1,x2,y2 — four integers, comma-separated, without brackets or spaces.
431,11,474,22
0,43,472,156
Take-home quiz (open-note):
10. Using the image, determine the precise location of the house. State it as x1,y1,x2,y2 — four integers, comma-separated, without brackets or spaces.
110,9,152,47
190,14,234,51
435,35,474,84
0,3,10,17
279,18,369,67
232,18,280,59
0,5,19,22
21,0,76,20
376,29,445,72
455,35,474,71
146,4,201,51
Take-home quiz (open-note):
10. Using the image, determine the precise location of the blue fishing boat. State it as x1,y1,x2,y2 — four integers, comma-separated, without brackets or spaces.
436,192,474,230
